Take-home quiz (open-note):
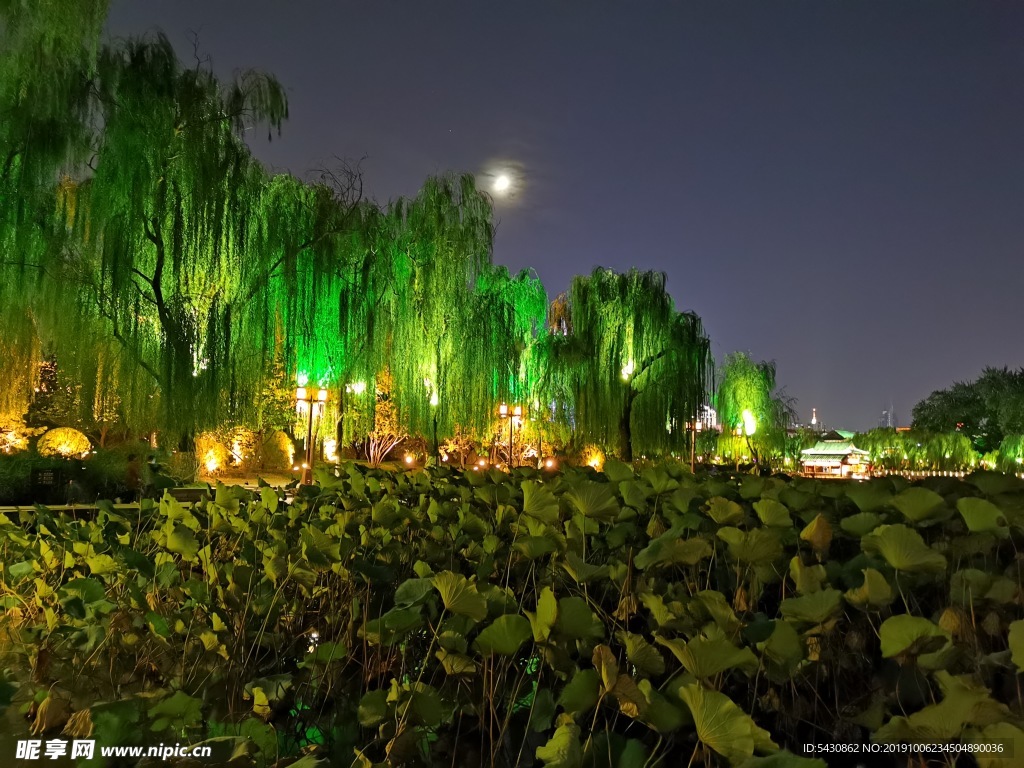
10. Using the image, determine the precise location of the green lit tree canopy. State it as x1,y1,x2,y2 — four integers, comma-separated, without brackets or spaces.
548,269,712,461
0,8,714,462
715,352,796,463
912,367,1024,453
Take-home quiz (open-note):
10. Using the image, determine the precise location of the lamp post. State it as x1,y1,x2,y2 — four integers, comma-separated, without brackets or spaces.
498,403,523,468
734,425,743,473
689,418,703,474
296,385,327,485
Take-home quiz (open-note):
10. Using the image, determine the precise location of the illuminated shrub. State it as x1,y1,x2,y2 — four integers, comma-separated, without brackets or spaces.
580,444,605,470
195,433,230,475
259,430,294,470
36,428,91,458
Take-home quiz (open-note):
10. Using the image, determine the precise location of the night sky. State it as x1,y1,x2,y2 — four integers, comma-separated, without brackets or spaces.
105,1,1024,431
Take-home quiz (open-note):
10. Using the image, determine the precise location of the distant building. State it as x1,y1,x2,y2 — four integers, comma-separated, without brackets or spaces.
800,433,870,478
878,404,896,429
699,404,717,431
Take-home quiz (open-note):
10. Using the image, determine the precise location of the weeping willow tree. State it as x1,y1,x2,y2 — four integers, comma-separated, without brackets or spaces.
854,428,979,472
0,0,109,417
332,174,546,455
715,352,788,464
549,269,712,461
31,34,291,441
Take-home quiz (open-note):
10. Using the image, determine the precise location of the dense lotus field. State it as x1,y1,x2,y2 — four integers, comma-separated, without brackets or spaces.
1,462,1024,767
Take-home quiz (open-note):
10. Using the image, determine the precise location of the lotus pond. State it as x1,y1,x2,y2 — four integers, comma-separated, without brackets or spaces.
1,462,1023,767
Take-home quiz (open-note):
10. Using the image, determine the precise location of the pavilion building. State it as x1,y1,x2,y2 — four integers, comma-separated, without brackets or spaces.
799,430,870,478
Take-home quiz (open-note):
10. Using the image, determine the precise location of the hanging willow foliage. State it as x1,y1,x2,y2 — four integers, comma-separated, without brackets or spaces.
28,34,290,439
0,0,110,417
1,16,714,460
547,268,713,461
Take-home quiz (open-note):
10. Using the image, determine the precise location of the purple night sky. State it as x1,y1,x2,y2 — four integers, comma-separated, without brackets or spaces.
106,1,1024,430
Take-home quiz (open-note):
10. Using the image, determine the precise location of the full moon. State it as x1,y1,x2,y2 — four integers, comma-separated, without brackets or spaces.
493,174,511,193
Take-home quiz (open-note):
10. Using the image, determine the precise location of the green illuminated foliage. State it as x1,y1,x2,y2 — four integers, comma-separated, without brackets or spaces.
546,268,711,460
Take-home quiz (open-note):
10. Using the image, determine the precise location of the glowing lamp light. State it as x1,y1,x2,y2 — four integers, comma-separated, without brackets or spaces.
404,454,414,465
513,405,522,418
499,403,509,417
324,439,338,462
621,359,635,380
204,450,219,474
430,392,439,407
297,373,309,387
478,459,487,467
741,409,757,436
545,459,555,469
317,388,328,402
346,381,367,395
296,386,308,401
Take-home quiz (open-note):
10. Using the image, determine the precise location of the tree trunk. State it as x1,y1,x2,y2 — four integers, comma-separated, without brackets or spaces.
619,389,637,462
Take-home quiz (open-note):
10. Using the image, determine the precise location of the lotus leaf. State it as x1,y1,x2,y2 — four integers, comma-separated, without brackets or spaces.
778,487,813,513
561,551,609,583
967,471,1023,496
563,480,620,522
635,534,713,570
558,669,600,714
840,512,883,538
875,671,1010,744
475,614,532,656
360,606,424,646
879,615,949,658
522,480,561,523
707,496,744,525
602,459,634,483
757,620,804,682
637,679,690,733
620,480,651,510
799,514,831,558
957,497,1008,536
536,723,583,768
642,466,679,495
694,590,743,636
1009,620,1024,672
515,536,560,559
788,556,827,594
843,568,893,610
892,487,947,524
718,526,784,566
656,635,758,678
678,683,778,764
779,589,842,625
166,524,200,561
556,596,603,640
861,524,946,574
754,498,792,527
431,571,488,621
393,577,435,608
616,631,666,676
526,586,558,642
964,722,1024,768
846,480,893,513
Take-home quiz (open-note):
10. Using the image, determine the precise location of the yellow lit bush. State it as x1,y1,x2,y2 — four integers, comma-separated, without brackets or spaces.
195,433,230,475
260,430,295,470
36,427,91,458
580,444,605,470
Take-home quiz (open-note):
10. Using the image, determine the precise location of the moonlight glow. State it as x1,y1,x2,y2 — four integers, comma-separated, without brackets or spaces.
493,174,511,193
